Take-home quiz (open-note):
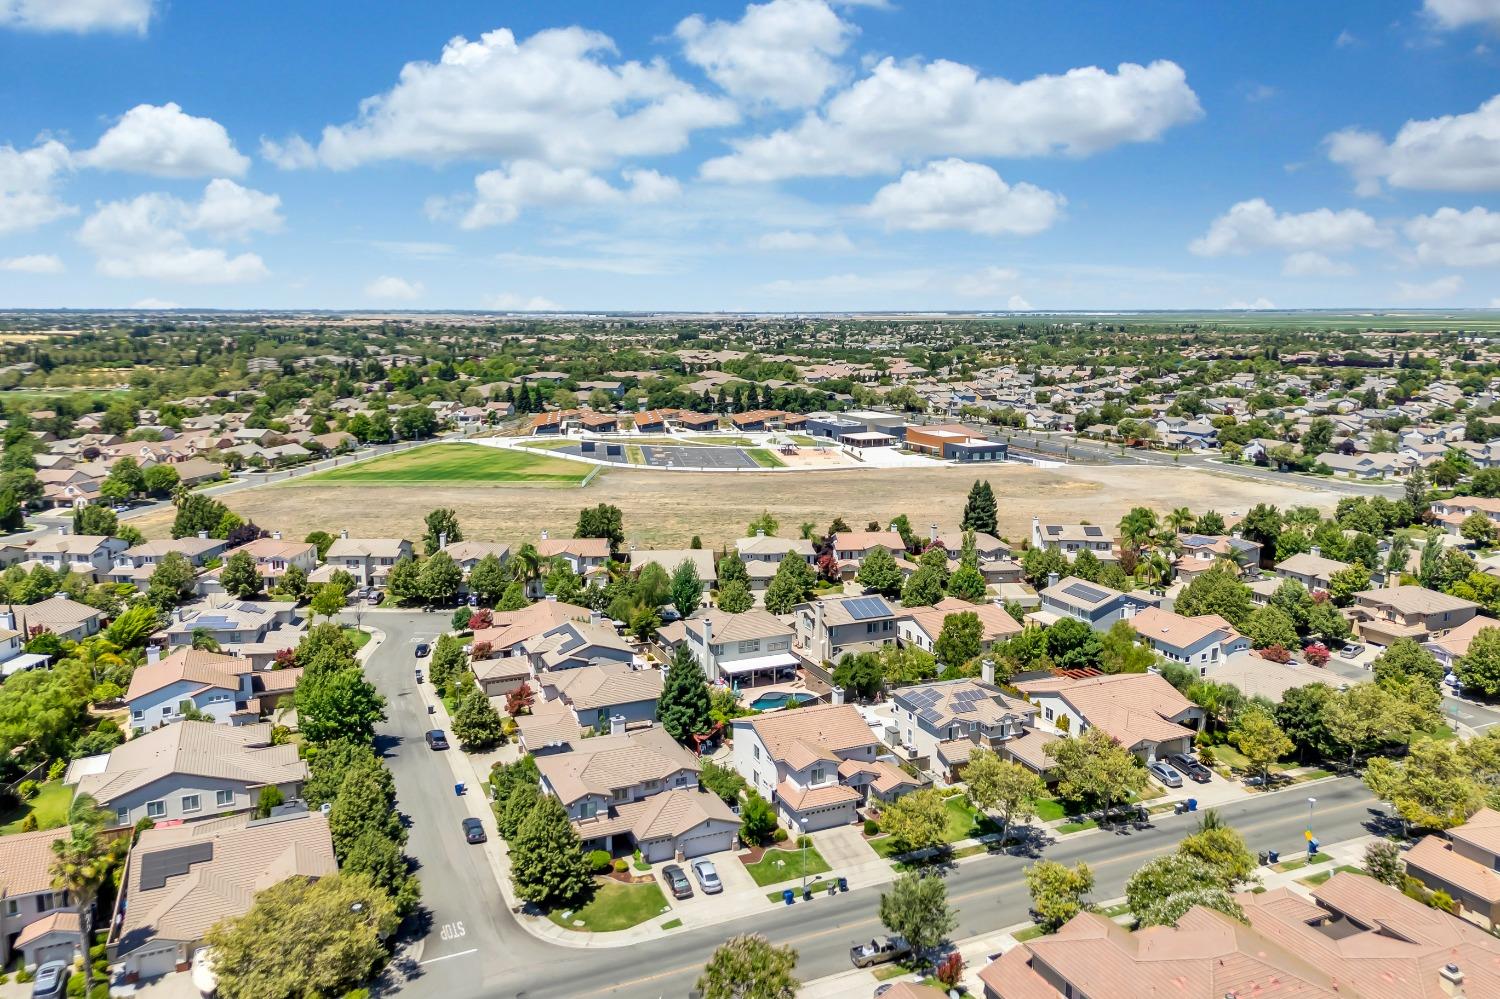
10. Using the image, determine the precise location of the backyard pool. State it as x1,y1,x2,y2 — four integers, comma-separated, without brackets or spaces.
748,692,819,711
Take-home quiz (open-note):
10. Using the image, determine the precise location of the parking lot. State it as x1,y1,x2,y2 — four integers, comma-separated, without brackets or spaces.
640,445,759,469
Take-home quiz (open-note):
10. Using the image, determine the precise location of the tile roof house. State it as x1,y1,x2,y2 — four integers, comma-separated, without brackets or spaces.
1014,672,1203,761
1034,576,1155,633
69,721,306,829
891,673,1037,779
535,535,612,576
795,594,902,663
524,617,634,673
628,548,717,599
1030,516,1114,562
107,537,227,589
124,647,300,733
1405,807,1500,930
1425,614,1500,671
8,595,104,642
20,532,130,583
1351,585,1480,647
108,810,336,982
734,533,815,600
732,703,890,834
1274,548,1350,592
679,609,798,686
0,827,75,969
1127,607,1249,674
321,532,414,589
232,535,318,587
534,660,663,738
898,597,1022,656
468,598,593,695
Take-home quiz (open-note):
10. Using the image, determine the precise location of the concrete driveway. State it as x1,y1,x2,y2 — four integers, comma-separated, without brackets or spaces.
812,824,879,869
662,850,763,922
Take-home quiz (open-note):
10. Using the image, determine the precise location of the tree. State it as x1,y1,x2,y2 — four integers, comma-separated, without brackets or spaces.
73,503,120,537
49,800,124,994
1229,708,1293,788
1239,504,1283,565
1045,728,1147,820
1364,839,1404,887
696,934,799,999
1324,682,1421,765
1024,860,1094,933
423,507,462,555
670,558,704,617
960,480,997,535
1458,627,1500,697
220,550,262,599
418,550,463,605
747,510,779,537
659,644,712,741
385,555,421,605
964,749,1044,847
204,873,399,999
145,551,197,609
832,652,883,702
1099,619,1155,673
1368,740,1483,833
1178,813,1257,885
1327,564,1371,607
469,553,508,606
310,582,348,619
700,760,747,804
1269,579,1315,633
1244,606,1299,650
496,581,529,611
575,503,625,552
763,555,813,614
1173,562,1253,627
1301,417,1334,456
1374,637,1445,693
947,562,987,602
1019,546,1069,588
879,871,957,959
1306,601,1352,645
1126,853,1231,922
296,667,387,745
855,545,903,598
933,613,983,670
276,562,309,601
509,793,594,907
717,580,754,613
452,682,506,751
1462,511,1498,548
1117,506,1159,555
1195,510,1227,535
879,788,948,854
900,565,945,607
738,790,777,845
1137,886,1246,928
491,755,542,839
1045,616,1103,671
718,552,751,589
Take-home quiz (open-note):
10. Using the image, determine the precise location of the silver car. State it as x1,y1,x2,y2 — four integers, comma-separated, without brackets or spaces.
691,858,723,894
1148,761,1183,788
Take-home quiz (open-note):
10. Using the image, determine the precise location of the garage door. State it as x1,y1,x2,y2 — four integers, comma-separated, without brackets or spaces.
134,944,178,979
33,942,74,968
677,829,733,860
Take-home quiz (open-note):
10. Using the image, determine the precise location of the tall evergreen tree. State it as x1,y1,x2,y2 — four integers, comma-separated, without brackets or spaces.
659,645,712,741
508,794,593,907
960,480,997,535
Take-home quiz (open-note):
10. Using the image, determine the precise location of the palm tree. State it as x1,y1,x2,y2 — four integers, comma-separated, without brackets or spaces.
1117,507,1160,556
71,638,124,687
799,522,817,541
1167,507,1195,534
508,543,542,598
1139,552,1174,590
50,796,125,995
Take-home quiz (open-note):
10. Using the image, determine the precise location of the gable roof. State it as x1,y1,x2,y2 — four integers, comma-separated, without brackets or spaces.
0,826,70,897
541,660,663,711
534,727,698,806
73,721,305,807
740,703,876,761
1014,672,1197,750
903,597,1021,643
125,648,246,702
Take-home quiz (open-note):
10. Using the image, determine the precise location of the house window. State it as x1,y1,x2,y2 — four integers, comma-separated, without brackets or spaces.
811,767,826,784
578,801,597,819
146,800,166,818
738,640,760,654
181,794,201,813
116,807,129,826
612,788,629,801
1044,707,1054,721
753,745,760,761
132,709,143,720
216,790,234,807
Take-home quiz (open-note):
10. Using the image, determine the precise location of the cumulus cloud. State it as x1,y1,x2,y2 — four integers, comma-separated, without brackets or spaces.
952,266,1021,297
364,275,424,301
81,103,248,178
1190,198,1388,256
1405,206,1500,266
1396,274,1464,301
753,229,853,251
0,139,75,234
77,179,282,284
269,27,737,171
864,159,1063,236
1282,251,1356,277
1326,94,1500,195
0,254,62,274
451,162,681,228
702,58,1201,182
676,0,854,109
0,0,153,34
485,291,561,310
1423,0,1500,31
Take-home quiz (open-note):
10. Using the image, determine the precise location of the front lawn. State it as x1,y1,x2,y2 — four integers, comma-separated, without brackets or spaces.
744,846,831,887
0,781,74,835
763,877,838,902
1299,865,1367,887
1272,851,1333,873
1032,796,1068,822
872,795,1002,857
341,627,371,650
546,878,669,932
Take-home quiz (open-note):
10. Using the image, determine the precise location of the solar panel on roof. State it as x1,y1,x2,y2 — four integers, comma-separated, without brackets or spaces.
1083,526,1104,537
1062,582,1108,603
845,597,888,621
918,708,943,725
139,842,214,891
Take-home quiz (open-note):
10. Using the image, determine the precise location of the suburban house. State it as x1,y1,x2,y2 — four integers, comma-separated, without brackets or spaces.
441,540,511,580
1034,576,1155,632
795,594,903,663
1014,672,1203,761
1350,585,1480,646
107,537,227,589
1127,607,1249,673
734,533,816,600
1274,549,1350,592
1426,614,1498,672
20,532,130,582
9,595,103,642
1405,807,1500,929
321,533,414,589
830,530,906,570
535,535,611,577
679,609,798,687
524,616,634,673
160,597,299,660
536,727,737,862
0,827,76,971
533,660,663,736
124,647,300,733
897,598,1022,656
468,599,592,696
628,548,717,599
733,703,905,833
1175,533,1260,577
109,810,336,982
1030,517,1114,562
890,674,1037,779
1203,651,1326,702
68,721,307,828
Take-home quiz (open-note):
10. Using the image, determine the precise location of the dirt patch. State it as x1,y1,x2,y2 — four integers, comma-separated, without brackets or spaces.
129,463,1343,550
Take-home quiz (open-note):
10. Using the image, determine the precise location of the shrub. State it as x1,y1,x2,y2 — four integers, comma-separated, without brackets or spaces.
613,859,628,874
20,814,37,832
1259,644,1292,664
46,760,66,782
935,952,965,989
17,780,37,800
588,849,612,873
796,834,813,848
17,969,34,983
1304,642,1330,667
863,818,880,836
773,828,789,843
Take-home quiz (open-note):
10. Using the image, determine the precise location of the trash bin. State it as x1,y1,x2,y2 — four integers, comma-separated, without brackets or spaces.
1186,798,1198,811
1174,801,1186,815
782,889,794,906
838,877,848,892
454,782,465,796
803,888,812,901
1258,851,1269,866
1308,839,1319,856
1268,849,1279,864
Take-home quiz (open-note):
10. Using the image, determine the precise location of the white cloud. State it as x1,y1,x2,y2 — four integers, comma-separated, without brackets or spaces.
1006,294,1033,310
1282,251,1356,277
453,162,681,228
495,251,671,276
81,103,249,178
372,240,455,258
1405,206,1500,266
130,297,179,309
953,266,1021,297
1396,274,1464,301
274,27,737,170
0,0,153,34
1189,198,1388,256
864,158,1063,236
0,254,62,274
753,229,853,251
1227,297,1276,309
0,139,75,234
702,58,1201,182
676,0,854,109
1326,94,1500,195
1424,0,1500,31
485,291,561,311
260,135,317,170
1335,29,1359,47
77,179,281,284
364,275,424,301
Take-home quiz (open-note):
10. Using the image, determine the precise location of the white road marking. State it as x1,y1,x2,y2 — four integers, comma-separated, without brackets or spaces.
418,948,477,966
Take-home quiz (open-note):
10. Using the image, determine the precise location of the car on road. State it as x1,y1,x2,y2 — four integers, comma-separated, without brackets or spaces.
415,642,431,658
1148,761,1183,788
850,936,911,969
1168,753,1212,784
425,729,449,751
1339,643,1364,660
691,859,722,894
32,961,67,999
662,864,693,899
461,817,486,843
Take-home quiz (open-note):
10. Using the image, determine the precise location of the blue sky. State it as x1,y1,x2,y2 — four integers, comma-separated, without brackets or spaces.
1,0,1499,311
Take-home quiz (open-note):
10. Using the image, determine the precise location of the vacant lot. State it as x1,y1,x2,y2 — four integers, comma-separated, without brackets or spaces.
299,443,590,486
131,459,1343,549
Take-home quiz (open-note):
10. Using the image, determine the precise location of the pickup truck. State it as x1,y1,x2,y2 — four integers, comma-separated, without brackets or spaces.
850,936,911,969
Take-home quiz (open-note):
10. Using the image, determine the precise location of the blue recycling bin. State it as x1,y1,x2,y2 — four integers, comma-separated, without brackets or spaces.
1268,849,1279,864
838,877,848,892
1308,839,1320,857
1186,798,1198,811
782,889,794,906
454,782,466,796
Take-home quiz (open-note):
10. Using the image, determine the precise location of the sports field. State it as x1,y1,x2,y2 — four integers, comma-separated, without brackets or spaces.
297,443,591,486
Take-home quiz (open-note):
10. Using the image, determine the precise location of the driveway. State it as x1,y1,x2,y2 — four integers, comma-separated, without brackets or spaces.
664,850,763,923
812,824,879,870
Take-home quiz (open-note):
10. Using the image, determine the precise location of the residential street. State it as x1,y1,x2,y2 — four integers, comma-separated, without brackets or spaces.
355,611,1388,999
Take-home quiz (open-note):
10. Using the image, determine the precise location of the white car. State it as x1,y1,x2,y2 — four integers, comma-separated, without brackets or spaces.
691,859,722,894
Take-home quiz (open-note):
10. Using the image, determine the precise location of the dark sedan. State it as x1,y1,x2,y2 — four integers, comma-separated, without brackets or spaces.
462,817,486,844
661,864,693,899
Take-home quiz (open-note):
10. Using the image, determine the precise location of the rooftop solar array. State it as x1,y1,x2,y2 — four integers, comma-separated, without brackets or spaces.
191,615,236,630
139,842,214,891
1062,582,1109,603
1182,534,1214,546
1083,526,1105,537
843,596,890,621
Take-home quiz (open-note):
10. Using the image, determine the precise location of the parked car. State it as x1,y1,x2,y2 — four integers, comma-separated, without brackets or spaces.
415,642,431,658
425,729,450,750
1339,643,1364,660
462,817,486,844
850,936,912,969
1168,753,1212,784
32,961,67,999
662,864,693,899
1148,761,1183,788
691,859,722,894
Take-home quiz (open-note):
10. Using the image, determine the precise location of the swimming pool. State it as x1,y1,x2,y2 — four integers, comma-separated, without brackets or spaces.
748,692,818,711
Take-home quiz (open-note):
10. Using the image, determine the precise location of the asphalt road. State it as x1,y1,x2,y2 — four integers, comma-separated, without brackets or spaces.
1321,651,1500,733
354,611,1388,999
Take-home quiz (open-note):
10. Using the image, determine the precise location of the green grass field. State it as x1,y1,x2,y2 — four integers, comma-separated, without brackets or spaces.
547,879,669,932
745,448,785,468
298,443,591,486
0,781,74,835
744,846,831,887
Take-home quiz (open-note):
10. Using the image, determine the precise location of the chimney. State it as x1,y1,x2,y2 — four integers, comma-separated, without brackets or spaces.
438,532,448,550
1031,514,1041,547
1047,572,1060,589
1439,963,1465,998
272,530,282,541
1310,545,1321,559
146,644,161,665
339,529,349,539
541,529,549,541
0,609,13,632
197,531,209,540
609,714,626,736
831,685,845,706
701,615,714,678
981,658,995,686
590,610,605,626
929,523,938,544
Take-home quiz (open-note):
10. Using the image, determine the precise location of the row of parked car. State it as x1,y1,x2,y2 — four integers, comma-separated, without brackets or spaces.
1147,751,1213,789
661,859,722,899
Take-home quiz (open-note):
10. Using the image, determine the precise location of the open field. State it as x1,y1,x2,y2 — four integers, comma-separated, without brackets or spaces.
129,459,1343,549
297,443,591,486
